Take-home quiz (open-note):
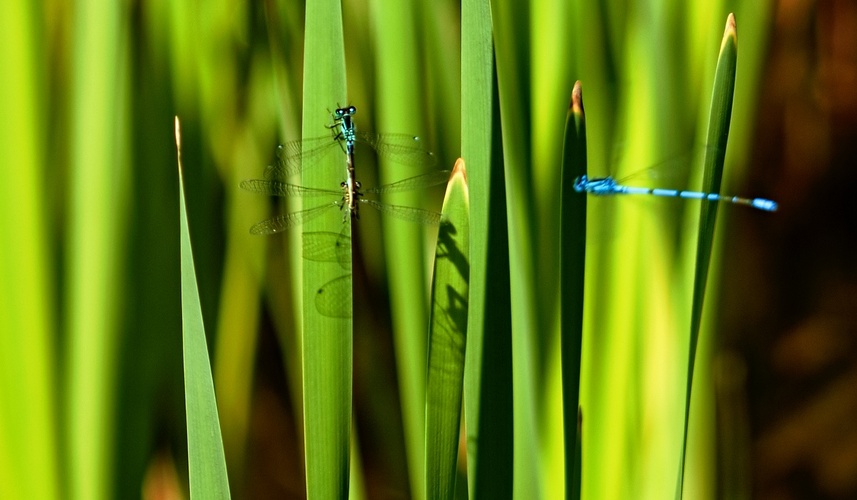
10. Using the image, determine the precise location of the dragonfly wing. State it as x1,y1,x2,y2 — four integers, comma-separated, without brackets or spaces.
362,199,443,225
248,202,339,234
264,135,341,179
367,170,451,194
315,274,352,318
612,146,720,185
240,179,340,197
357,132,437,167
303,229,352,271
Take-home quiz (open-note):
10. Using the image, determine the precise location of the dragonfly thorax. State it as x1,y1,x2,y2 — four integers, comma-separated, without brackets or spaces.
574,175,621,195
332,106,358,147
340,177,364,219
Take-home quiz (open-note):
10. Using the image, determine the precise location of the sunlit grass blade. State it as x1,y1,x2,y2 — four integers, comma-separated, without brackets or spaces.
560,82,587,500
371,1,434,496
574,408,584,497
425,161,469,500
676,14,739,499
301,0,351,498
491,0,544,495
461,0,514,497
314,275,352,319
65,0,127,497
177,118,231,499
0,2,59,498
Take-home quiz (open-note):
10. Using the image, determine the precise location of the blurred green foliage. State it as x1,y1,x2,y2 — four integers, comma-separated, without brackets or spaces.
0,0,774,498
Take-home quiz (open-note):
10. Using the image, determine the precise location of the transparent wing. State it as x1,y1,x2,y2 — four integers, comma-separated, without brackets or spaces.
361,199,443,225
303,229,352,271
365,170,450,194
263,136,342,179
240,179,341,197
611,146,720,186
356,132,437,167
315,274,352,318
248,202,340,235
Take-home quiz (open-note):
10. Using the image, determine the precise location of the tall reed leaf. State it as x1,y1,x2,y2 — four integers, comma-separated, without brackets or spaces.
676,14,738,499
491,0,543,495
177,118,231,500
425,162,469,499
371,2,433,494
560,82,587,500
0,2,58,498
66,1,126,496
301,1,350,498
462,0,514,497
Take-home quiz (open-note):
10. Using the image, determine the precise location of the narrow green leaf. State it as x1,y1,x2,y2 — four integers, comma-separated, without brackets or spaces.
301,1,351,499
676,14,738,499
491,0,543,495
65,1,126,497
370,2,434,494
0,2,59,498
425,162,469,500
462,0,514,498
177,118,231,500
559,82,587,500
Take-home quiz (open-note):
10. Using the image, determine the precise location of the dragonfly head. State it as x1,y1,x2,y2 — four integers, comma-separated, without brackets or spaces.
573,175,589,193
333,105,357,119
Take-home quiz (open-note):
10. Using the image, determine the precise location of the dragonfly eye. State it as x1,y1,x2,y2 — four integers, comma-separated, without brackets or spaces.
348,106,356,114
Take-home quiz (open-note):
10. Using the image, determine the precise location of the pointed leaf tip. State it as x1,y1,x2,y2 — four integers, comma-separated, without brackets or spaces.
721,13,737,50
452,158,467,183
175,117,183,178
175,116,181,148
571,81,585,115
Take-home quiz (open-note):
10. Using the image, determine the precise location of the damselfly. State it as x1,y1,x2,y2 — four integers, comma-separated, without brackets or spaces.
264,105,436,179
240,170,450,234
573,175,777,211
573,149,778,212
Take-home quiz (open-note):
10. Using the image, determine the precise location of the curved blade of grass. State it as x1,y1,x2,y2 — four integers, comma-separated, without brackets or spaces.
559,82,587,500
0,2,59,498
491,0,543,495
301,1,351,498
177,118,231,499
65,1,127,497
425,162,469,500
675,14,738,499
461,0,514,497
370,2,433,495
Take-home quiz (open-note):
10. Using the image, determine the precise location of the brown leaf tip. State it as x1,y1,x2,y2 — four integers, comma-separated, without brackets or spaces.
724,13,737,40
174,116,181,149
571,81,585,115
452,158,467,184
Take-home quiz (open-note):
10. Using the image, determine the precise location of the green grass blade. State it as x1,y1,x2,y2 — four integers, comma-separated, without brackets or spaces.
560,82,587,500
65,1,126,497
425,162,469,500
370,2,433,494
461,0,514,497
214,130,268,485
301,1,350,498
177,118,231,500
491,0,543,496
676,14,738,499
0,2,59,498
